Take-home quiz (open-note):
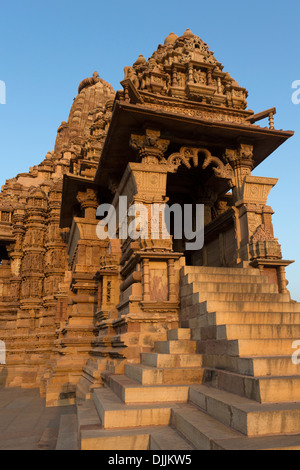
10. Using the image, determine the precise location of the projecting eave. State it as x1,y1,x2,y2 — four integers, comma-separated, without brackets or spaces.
94,100,294,192
59,173,98,229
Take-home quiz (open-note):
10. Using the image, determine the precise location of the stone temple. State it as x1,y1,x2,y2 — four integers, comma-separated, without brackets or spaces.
0,29,300,450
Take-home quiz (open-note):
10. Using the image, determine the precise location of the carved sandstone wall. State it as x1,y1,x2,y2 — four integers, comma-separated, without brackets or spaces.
0,72,115,389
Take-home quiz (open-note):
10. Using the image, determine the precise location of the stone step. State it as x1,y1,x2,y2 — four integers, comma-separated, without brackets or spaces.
182,266,260,276
184,303,300,322
189,384,300,436
204,355,300,377
197,324,300,341
172,403,241,450
55,414,78,450
93,387,176,429
204,368,300,403
182,292,291,305
109,375,189,404
182,273,269,285
187,312,297,328
173,404,300,450
197,311,300,327
77,399,101,435
202,300,300,313
81,424,196,451
81,427,151,450
125,363,204,385
76,374,101,402
211,434,300,450
76,377,92,402
198,338,298,357
167,328,191,340
37,427,59,450
77,399,102,450
80,367,101,386
149,426,196,450
183,281,278,295
155,340,197,354
141,352,203,369
82,363,103,381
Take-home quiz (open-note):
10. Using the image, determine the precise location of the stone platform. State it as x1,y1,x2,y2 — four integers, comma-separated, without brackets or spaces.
0,387,77,450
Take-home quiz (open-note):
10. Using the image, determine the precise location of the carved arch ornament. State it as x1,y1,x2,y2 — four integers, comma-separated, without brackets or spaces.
165,146,235,186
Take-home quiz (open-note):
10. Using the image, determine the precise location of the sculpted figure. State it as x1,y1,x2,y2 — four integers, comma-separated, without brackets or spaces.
124,66,139,88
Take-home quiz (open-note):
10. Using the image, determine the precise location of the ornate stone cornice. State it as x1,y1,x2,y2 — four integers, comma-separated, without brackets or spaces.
224,143,254,170
130,129,170,164
77,188,98,209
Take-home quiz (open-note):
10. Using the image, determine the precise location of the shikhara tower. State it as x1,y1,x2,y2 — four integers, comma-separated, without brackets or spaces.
0,30,300,450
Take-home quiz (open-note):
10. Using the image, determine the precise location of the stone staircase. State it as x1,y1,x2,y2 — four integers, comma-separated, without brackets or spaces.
76,357,107,402
37,413,78,450
77,328,202,450
76,266,300,450
42,355,89,407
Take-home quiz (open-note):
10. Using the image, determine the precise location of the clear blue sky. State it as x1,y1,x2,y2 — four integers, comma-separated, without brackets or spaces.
0,0,299,300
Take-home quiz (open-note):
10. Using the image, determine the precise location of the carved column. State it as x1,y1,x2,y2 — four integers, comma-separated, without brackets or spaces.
19,189,48,329
106,128,182,369
10,204,26,278
54,187,107,360
43,183,67,343
168,258,177,302
9,205,26,317
127,128,172,254
224,145,293,292
234,175,280,264
142,258,150,302
224,143,254,202
77,188,98,220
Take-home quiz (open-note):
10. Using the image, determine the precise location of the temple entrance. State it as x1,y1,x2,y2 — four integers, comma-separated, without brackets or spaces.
165,149,235,268
166,169,196,266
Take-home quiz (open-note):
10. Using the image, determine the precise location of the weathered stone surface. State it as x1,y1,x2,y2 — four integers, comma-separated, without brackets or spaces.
0,29,299,450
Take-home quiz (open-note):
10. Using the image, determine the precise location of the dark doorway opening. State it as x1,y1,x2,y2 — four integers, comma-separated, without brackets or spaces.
0,244,9,265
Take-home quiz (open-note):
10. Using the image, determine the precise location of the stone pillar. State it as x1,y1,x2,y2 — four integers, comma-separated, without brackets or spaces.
77,188,98,220
224,143,254,202
119,128,182,312
19,189,48,329
10,205,26,278
142,258,151,302
43,183,67,339
8,205,26,322
15,188,48,387
168,258,177,302
234,175,280,264
44,187,109,406
101,129,183,371
225,144,293,292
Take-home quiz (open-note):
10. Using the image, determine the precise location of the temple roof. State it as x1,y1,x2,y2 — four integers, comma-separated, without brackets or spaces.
94,30,294,192
0,71,115,211
54,72,115,156
122,28,248,109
